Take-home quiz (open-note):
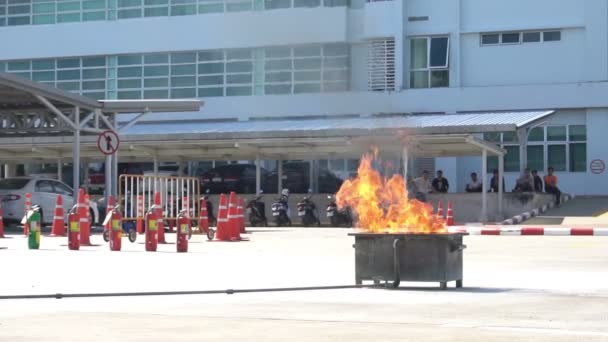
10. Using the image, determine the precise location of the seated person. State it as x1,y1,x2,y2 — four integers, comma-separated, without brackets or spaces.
513,168,534,192
413,170,433,202
531,170,543,192
544,166,562,206
432,170,449,193
465,172,482,192
489,169,506,192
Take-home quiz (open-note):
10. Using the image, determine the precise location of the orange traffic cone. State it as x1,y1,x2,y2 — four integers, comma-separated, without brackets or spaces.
238,198,245,234
154,192,167,244
136,195,144,234
79,189,92,246
436,201,444,220
0,201,5,238
227,192,240,241
50,195,65,236
446,202,454,226
199,198,209,234
215,194,229,241
23,192,32,236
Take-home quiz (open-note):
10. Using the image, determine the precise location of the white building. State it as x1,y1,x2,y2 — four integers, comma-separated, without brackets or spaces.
0,0,606,194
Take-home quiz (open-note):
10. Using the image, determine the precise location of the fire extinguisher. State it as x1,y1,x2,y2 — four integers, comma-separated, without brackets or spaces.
68,206,80,250
145,206,158,252
109,206,123,252
176,209,190,253
27,205,42,250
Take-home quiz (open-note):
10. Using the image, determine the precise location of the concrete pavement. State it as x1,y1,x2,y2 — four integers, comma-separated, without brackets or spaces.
1,228,608,341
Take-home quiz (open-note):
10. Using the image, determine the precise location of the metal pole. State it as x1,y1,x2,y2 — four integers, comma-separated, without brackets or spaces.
57,159,63,182
277,159,283,193
517,128,527,173
255,153,261,195
73,107,80,192
153,156,159,176
308,160,314,193
111,113,118,199
498,153,504,219
105,155,112,207
402,145,408,193
480,148,488,222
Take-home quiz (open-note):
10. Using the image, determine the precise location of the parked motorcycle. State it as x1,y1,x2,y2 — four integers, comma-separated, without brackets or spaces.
326,195,353,227
271,196,291,227
297,194,320,227
247,195,267,227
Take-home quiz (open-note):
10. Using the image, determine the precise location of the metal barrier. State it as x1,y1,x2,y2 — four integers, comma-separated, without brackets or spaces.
119,175,200,220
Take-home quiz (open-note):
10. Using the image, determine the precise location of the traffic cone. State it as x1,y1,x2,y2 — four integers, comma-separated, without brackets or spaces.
446,202,454,226
215,194,229,241
0,201,5,238
199,198,209,234
50,195,65,236
436,201,444,220
154,192,166,244
23,192,32,236
79,189,92,246
227,192,240,241
136,195,143,234
238,198,245,234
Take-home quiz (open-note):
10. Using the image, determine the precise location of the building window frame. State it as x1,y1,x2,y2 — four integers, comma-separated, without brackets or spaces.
409,35,450,89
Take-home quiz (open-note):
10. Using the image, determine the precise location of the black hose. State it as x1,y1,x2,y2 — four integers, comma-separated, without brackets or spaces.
0,284,373,301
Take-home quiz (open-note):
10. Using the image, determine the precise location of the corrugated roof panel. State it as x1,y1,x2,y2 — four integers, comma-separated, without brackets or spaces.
123,110,555,136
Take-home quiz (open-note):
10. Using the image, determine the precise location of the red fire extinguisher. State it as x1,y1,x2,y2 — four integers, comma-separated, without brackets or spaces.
109,206,123,252
145,206,158,252
176,209,190,253
68,206,80,251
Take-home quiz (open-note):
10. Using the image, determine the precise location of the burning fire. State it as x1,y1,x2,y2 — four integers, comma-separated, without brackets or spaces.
336,150,446,234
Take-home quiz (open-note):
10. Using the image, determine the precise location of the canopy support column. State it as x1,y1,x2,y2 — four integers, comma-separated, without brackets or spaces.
517,128,528,173
153,156,159,176
57,159,63,182
402,145,409,193
72,106,80,192
255,153,261,195
309,160,314,193
498,152,504,219
480,148,488,222
277,159,283,193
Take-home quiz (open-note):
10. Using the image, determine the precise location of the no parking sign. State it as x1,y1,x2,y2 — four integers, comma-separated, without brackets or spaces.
590,159,605,174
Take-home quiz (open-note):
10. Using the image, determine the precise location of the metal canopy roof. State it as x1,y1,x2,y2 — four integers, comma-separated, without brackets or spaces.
0,73,203,136
0,110,550,162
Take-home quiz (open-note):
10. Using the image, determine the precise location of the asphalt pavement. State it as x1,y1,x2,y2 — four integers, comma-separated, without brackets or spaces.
1,228,607,341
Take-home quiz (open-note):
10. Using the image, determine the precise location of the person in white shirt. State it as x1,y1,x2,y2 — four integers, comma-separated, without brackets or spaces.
465,172,482,193
413,170,433,202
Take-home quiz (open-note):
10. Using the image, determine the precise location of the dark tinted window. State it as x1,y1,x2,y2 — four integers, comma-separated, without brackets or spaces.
0,178,29,190
53,181,73,196
35,180,54,193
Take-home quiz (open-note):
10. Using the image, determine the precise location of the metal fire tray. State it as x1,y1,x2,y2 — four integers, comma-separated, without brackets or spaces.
348,232,468,290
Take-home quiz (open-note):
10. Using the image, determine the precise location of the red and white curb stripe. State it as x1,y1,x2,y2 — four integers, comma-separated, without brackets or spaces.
501,194,572,225
448,226,608,236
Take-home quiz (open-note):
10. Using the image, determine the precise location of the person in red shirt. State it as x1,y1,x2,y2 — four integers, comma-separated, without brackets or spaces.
543,166,562,206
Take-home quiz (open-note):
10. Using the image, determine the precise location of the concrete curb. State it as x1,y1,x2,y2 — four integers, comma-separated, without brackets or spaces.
448,225,608,236
500,194,572,225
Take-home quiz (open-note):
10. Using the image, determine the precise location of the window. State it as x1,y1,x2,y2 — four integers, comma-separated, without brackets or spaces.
543,31,561,42
501,32,520,44
410,36,449,89
522,32,541,43
52,181,73,196
35,180,54,193
481,34,499,45
482,30,561,46
368,38,395,91
484,125,586,173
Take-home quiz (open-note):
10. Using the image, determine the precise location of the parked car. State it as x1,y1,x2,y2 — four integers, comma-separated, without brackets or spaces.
269,162,344,193
0,177,100,225
201,164,277,194
29,165,84,188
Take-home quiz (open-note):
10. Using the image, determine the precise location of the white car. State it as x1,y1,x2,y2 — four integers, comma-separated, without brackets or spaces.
0,177,100,226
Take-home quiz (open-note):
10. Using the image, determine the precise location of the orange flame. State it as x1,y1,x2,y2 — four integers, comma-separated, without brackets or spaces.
336,151,446,234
